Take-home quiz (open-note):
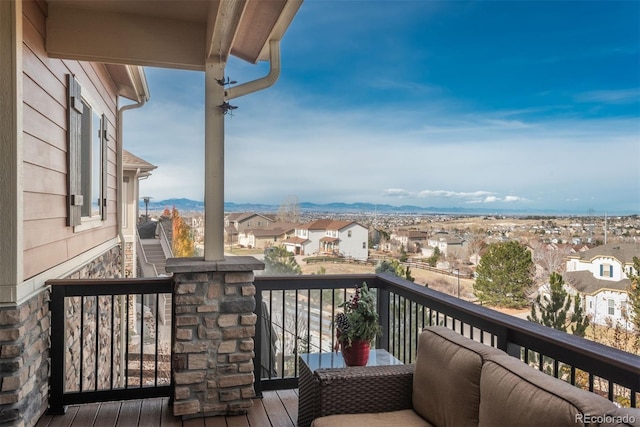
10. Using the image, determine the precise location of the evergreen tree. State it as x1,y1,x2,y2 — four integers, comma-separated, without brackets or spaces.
528,272,589,337
473,241,534,308
427,247,440,267
375,259,414,282
263,246,302,275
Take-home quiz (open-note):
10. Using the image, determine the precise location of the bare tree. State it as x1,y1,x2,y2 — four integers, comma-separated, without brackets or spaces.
277,195,301,223
530,241,571,283
466,230,486,261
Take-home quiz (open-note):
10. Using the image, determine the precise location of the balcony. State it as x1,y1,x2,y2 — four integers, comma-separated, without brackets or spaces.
43,271,639,425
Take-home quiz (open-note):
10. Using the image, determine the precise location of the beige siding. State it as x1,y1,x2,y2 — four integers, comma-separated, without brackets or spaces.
22,0,119,279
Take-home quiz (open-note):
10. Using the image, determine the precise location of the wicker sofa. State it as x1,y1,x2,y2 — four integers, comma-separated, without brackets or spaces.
311,326,639,427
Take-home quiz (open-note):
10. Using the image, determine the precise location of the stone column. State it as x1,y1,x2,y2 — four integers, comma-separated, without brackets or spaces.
165,257,264,419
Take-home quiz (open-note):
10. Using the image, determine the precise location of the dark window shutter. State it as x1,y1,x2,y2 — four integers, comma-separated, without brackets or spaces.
67,75,83,226
101,115,109,220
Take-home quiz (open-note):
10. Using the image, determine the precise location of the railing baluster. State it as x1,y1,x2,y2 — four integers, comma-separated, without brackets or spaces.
608,381,614,401
154,293,160,387
139,293,144,387
80,296,85,392
125,294,130,389
94,296,99,391
295,288,300,376
280,290,285,376
306,289,311,354
318,289,323,352
110,294,115,390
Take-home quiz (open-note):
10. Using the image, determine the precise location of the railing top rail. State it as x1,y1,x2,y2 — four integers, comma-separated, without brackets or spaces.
47,277,173,296
254,274,377,290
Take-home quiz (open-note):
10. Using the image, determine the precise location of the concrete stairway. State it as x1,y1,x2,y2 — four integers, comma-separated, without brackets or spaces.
140,239,167,276
139,239,172,322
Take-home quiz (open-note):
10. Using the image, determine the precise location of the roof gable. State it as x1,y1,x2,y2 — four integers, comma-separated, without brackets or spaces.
576,243,640,264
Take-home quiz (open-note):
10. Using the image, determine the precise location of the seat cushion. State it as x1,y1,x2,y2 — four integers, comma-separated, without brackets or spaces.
311,409,433,427
479,354,617,427
413,326,504,427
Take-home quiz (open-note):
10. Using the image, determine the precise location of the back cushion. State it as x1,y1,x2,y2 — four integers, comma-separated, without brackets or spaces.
413,326,503,427
479,355,617,427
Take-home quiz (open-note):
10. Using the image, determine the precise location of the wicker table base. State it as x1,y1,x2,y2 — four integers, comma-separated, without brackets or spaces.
297,350,412,427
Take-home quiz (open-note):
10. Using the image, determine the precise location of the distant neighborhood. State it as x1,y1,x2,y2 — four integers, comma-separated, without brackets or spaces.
138,204,640,333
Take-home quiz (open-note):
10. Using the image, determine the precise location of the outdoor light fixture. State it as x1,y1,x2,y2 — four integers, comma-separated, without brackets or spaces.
216,76,237,86
218,101,238,115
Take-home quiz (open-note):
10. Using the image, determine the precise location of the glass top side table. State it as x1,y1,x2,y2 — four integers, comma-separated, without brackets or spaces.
297,349,404,427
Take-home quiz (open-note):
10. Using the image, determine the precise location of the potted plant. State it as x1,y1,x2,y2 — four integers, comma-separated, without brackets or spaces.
333,282,382,366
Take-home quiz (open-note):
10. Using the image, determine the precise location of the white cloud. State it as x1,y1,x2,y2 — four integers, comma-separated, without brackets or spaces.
382,188,414,198
504,195,526,202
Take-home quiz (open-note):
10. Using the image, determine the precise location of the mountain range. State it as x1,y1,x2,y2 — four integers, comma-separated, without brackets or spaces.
138,198,624,216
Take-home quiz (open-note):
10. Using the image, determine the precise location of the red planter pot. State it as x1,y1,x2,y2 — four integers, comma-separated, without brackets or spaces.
342,340,370,366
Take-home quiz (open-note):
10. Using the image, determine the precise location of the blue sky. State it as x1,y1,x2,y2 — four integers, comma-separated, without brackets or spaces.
125,0,640,215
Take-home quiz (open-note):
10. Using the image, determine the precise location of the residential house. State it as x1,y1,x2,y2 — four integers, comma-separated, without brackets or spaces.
426,232,467,257
1,2,150,425
237,223,297,249
283,219,369,261
224,212,277,245
122,150,157,278
564,243,639,329
390,229,429,253
1,0,302,424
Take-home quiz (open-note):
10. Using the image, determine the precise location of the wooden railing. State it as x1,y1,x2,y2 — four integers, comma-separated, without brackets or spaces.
47,277,174,414
254,273,640,407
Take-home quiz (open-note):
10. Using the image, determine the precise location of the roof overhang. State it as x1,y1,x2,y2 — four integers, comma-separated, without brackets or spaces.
104,64,150,102
45,0,303,71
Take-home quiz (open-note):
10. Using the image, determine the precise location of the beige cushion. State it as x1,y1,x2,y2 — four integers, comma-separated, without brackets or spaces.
412,326,504,427
602,408,640,427
479,354,617,427
311,409,433,427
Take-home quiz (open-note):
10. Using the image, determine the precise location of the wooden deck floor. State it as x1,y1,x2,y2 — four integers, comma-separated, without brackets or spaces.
35,390,299,427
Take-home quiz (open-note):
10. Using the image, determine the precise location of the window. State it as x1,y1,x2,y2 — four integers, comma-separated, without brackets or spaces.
67,74,108,227
608,299,615,316
80,100,104,218
600,263,613,278
362,242,366,249
348,230,352,238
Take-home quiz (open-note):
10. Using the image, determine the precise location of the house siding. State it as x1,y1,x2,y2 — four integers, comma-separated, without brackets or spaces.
337,224,368,261
585,290,631,329
22,1,119,280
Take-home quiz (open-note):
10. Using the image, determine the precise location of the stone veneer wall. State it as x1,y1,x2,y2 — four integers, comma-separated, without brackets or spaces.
0,244,122,427
167,257,263,418
124,241,134,278
0,290,50,427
